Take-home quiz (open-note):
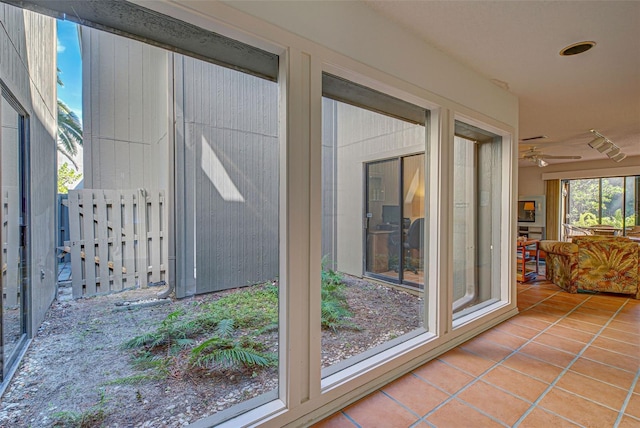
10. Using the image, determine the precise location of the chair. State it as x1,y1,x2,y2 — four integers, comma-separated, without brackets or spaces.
403,218,424,271
562,223,592,241
626,225,640,236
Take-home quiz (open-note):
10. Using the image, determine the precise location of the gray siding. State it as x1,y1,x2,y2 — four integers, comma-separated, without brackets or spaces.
83,30,279,296
176,56,279,295
82,28,169,191
0,4,57,335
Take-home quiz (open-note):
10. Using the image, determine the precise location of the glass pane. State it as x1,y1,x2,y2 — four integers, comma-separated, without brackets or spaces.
452,121,503,317
600,177,623,226
1,96,26,374
366,159,400,282
402,154,425,287
321,95,426,375
567,179,600,226
624,177,639,232
59,23,280,422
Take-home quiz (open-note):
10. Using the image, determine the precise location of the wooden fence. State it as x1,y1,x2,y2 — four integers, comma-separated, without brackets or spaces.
63,189,166,298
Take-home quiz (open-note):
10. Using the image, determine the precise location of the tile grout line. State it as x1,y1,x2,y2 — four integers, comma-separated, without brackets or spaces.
614,367,640,427
378,390,426,422
339,410,361,428
511,297,632,427
414,289,592,425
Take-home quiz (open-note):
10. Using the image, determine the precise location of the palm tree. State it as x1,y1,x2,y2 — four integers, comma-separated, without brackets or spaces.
57,70,82,169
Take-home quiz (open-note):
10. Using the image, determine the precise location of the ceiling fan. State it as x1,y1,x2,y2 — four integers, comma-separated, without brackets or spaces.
519,146,582,167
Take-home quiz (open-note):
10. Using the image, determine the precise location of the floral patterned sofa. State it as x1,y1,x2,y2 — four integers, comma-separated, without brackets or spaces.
539,235,640,299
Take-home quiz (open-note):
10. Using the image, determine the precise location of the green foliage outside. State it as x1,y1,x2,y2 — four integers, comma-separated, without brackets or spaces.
121,271,355,381
57,71,83,169
52,389,108,428
567,177,639,229
321,258,357,331
57,162,82,194
122,284,278,376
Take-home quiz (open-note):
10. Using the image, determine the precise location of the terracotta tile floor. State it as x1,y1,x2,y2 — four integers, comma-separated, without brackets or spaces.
313,278,640,427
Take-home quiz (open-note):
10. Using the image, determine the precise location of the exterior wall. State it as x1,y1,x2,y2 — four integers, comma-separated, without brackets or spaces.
323,99,424,276
0,4,57,335
175,55,279,294
82,28,279,294
81,28,169,191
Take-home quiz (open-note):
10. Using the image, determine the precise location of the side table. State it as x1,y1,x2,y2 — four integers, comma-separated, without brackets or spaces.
516,239,539,282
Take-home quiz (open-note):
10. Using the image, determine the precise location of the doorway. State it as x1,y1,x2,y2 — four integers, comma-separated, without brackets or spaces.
364,154,425,287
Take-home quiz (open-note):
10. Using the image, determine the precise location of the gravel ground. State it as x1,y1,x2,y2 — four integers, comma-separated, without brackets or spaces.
0,276,420,427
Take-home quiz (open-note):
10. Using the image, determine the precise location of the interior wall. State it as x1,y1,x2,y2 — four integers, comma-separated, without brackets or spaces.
0,5,57,335
224,0,517,127
518,155,640,197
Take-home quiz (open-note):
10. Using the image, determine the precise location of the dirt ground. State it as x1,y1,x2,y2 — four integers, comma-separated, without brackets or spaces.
0,276,420,427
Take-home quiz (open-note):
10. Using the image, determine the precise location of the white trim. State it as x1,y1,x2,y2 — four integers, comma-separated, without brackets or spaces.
542,166,640,181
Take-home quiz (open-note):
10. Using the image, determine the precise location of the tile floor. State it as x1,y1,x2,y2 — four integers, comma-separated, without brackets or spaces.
313,278,640,427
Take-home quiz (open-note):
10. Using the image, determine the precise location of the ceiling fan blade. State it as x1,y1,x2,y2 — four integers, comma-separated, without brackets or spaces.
538,155,582,159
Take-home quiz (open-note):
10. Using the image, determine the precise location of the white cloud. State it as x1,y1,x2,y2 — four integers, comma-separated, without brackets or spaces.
57,39,66,53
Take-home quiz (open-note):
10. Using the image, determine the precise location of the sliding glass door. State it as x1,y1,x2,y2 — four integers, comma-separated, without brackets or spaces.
364,154,425,287
1,93,29,382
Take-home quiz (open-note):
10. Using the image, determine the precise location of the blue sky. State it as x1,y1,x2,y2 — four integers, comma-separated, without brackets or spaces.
57,20,82,120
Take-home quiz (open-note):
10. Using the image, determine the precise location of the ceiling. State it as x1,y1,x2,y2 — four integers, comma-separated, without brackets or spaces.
364,0,640,167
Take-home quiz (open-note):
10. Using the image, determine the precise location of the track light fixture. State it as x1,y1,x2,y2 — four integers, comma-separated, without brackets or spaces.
587,137,606,149
596,141,613,153
588,130,626,162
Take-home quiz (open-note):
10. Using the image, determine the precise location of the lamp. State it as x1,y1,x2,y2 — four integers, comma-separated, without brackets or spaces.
537,158,548,167
523,201,535,220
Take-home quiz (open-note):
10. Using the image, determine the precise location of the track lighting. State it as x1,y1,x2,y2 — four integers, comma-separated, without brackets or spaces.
611,153,627,162
588,130,626,162
596,141,613,153
606,146,621,157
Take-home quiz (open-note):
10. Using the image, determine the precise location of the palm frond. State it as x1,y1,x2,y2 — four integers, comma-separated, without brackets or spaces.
215,319,235,338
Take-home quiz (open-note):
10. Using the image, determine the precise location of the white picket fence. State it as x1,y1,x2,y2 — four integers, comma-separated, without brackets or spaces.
63,189,166,298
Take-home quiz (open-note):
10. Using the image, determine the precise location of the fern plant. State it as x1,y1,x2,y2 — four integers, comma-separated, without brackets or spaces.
190,319,276,369
122,309,197,352
320,259,357,331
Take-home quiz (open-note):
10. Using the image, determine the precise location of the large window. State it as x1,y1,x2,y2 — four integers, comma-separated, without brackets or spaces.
564,176,640,233
321,73,427,376
452,121,503,318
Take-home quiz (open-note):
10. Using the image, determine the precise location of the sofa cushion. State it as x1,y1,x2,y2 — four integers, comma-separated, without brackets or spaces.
575,237,639,294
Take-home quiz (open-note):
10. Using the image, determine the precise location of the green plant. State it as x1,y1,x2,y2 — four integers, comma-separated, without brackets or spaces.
321,258,356,331
122,309,197,353
57,162,82,194
196,285,278,331
189,319,276,369
52,389,107,428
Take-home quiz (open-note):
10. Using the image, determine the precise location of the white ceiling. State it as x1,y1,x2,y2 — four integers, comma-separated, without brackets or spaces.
364,0,640,167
